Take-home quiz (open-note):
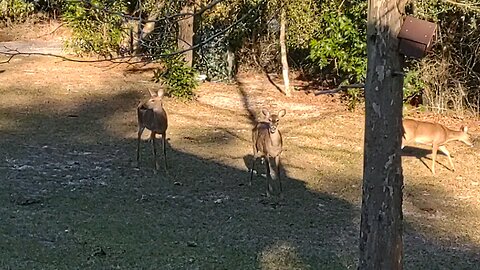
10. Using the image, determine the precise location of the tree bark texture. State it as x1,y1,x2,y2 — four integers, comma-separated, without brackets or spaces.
358,0,407,269
279,4,291,97
178,1,195,67
132,1,165,54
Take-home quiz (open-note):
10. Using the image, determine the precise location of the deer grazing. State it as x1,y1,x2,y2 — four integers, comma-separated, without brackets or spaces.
402,118,473,174
136,88,168,173
250,109,286,196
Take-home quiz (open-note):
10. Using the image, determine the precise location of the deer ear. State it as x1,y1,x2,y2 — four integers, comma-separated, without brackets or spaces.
261,109,270,117
157,88,165,98
148,89,157,97
278,109,286,117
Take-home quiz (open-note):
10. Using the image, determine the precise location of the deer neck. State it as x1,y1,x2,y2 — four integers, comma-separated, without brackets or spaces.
445,128,462,143
268,130,282,146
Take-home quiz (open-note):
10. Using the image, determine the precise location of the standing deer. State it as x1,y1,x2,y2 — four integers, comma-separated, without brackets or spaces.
137,88,168,173
402,118,473,174
250,109,286,196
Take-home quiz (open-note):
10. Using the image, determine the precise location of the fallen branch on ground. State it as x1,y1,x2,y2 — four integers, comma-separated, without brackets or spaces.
314,84,365,95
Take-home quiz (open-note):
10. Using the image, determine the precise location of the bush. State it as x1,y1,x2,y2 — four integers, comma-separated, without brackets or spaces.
309,0,367,84
0,0,34,24
153,55,198,100
62,0,126,56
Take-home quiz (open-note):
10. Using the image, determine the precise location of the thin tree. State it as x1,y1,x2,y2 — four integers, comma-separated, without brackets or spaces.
358,0,407,269
279,2,291,97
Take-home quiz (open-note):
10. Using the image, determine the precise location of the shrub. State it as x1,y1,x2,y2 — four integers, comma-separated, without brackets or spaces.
309,0,367,84
403,67,424,105
0,0,34,24
62,0,126,56
153,55,198,100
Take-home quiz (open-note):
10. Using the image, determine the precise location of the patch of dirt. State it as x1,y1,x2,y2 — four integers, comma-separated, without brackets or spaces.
0,20,69,42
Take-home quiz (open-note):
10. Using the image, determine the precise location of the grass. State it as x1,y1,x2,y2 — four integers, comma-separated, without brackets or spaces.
0,56,480,269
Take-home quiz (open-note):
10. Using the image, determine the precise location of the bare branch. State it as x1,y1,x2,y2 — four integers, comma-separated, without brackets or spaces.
36,22,67,39
0,46,140,64
314,84,365,95
442,0,480,12
69,0,226,23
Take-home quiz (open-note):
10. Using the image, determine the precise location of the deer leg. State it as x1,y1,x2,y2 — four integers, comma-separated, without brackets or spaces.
431,145,438,175
265,157,272,197
162,132,168,172
438,145,455,171
150,132,159,172
275,155,282,194
249,154,256,186
136,127,145,163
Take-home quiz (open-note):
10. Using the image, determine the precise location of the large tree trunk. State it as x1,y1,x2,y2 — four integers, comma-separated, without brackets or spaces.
358,0,407,269
178,1,195,67
279,4,291,97
132,1,165,54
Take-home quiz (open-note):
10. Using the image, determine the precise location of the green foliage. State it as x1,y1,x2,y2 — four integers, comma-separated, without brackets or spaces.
62,0,126,56
195,0,266,78
153,55,198,100
0,0,34,23
194,25,231,81
345,88,363,111
309,0,367,83
403,68,424,103
284,0,320,50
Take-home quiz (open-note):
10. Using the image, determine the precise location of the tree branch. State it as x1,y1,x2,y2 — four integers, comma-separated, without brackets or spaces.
314,84,365,95
70,0,226,23
0,46,139,64
442,0,480,12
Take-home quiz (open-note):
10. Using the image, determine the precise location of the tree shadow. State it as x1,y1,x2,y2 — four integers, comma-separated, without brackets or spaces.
234,75,257,125
263,71,284,95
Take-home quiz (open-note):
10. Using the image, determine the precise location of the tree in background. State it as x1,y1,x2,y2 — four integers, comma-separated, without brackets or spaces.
177,0,195,67
279,1,290,96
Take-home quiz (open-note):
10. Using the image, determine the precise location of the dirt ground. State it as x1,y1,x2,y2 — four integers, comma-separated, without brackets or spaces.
1,22,480,269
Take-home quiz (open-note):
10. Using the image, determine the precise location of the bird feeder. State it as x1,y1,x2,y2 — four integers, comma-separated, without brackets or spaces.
398,16,436,59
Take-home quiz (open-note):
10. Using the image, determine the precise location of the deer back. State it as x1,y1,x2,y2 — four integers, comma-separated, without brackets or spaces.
403,119,472,146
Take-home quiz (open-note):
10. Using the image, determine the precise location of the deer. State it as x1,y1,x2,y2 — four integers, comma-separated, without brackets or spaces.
402,118,473,175
250,109,286,196
136,88,168,173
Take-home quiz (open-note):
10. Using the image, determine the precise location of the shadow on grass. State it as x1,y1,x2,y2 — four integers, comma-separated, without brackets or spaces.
401,145,453,172
403,182,480,269
0,89,479,269
0,89,355,269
